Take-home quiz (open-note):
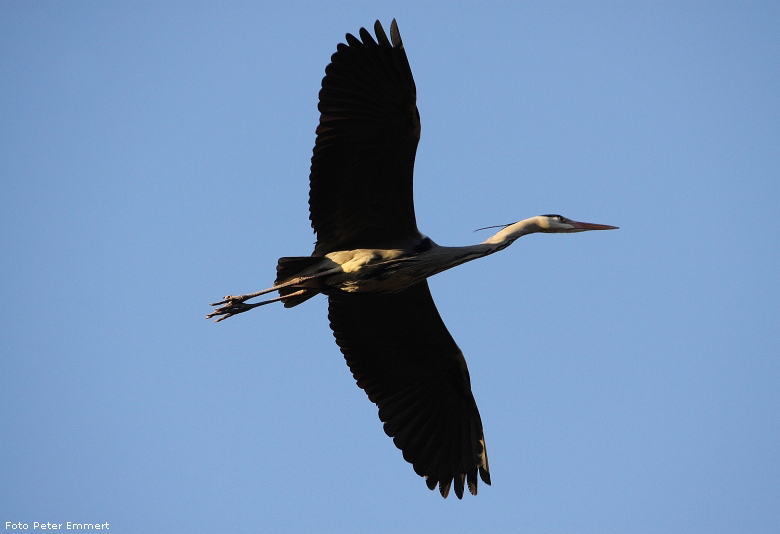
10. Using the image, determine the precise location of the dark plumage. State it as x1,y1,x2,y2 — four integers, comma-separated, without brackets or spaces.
207,19,617,499
329,281,490,498
310,21,422,255
312,20,489,498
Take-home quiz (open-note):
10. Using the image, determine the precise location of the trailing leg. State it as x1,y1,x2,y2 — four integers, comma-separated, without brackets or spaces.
206,263,343,321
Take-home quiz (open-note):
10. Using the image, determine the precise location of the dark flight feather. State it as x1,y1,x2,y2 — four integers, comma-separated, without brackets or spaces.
328,280,490,498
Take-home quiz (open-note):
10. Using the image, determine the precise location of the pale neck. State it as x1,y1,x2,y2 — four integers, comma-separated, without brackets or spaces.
481,216,543,247
419,217,543,279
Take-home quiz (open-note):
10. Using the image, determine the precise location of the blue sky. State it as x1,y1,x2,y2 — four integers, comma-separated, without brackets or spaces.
2,2,778,532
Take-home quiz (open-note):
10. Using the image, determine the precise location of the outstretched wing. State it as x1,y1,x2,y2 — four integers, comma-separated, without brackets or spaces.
310,19,423,256
328,281,491,498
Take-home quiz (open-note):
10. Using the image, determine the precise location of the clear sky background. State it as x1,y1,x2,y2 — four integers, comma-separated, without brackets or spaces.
2,2,778,533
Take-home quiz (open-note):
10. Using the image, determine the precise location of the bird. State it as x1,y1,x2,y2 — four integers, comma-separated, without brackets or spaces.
207,19,618,499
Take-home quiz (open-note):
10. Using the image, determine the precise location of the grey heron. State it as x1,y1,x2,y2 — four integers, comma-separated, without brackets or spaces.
207,19,617,499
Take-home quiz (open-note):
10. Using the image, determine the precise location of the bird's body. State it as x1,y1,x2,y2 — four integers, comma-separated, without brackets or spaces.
208,20,617,499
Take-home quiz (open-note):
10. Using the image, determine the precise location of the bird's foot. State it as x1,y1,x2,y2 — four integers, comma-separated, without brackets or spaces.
206,288,311,322
206,294,256,322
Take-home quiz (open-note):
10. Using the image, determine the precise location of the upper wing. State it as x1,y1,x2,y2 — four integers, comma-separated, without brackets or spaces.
310,20,423,256
328,281,491,498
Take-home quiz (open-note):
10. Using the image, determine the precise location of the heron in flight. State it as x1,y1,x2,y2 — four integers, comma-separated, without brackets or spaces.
208,19,617,499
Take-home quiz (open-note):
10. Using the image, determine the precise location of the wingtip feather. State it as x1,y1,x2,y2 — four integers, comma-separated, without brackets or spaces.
390,19,402,47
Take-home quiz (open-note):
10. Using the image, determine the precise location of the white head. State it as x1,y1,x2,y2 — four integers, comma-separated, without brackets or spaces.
482,214,618,245
534,214,619,233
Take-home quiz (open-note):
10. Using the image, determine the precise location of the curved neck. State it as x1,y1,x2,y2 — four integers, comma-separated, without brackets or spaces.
481,216,543,248
427,217,543,276
416,217,545,279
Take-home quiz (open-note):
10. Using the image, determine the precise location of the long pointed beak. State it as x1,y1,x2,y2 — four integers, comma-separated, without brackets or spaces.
569,220,619,231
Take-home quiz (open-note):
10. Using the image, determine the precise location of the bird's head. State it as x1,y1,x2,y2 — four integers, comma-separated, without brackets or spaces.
481,214,618,245
535,214,619,233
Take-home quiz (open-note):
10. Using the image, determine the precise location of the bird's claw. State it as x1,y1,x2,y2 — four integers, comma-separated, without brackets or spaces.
206,295,252,322
209,294,244,307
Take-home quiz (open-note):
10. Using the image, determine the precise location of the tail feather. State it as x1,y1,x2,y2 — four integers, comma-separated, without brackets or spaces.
275,256,323,284
275,256,323,307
